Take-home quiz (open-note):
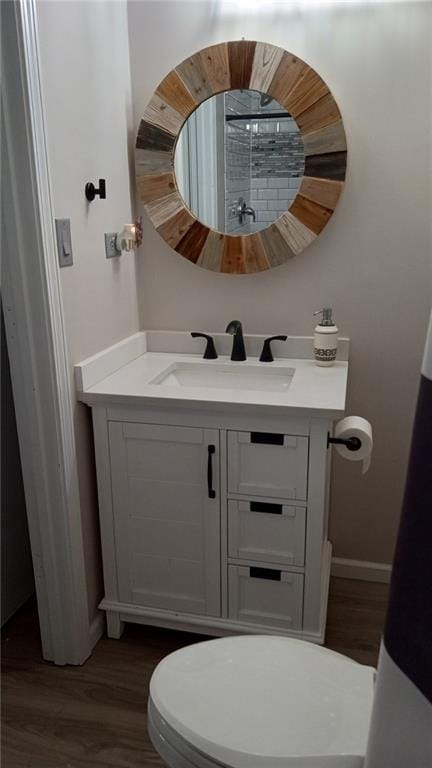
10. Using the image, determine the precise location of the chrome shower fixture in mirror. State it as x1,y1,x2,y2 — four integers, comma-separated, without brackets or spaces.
174,90,305,235
136,41,347,274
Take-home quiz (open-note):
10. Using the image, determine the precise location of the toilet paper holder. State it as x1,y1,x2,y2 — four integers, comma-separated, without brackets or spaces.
327,434,362,452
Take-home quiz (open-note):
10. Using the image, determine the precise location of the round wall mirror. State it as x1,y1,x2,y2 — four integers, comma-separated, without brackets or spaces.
136,41,347,274
174,90,305,235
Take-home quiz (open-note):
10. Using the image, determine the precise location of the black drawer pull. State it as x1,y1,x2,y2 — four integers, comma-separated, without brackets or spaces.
249,567,281,581
207,445,216,499
251,432,284,445
250,501,282,515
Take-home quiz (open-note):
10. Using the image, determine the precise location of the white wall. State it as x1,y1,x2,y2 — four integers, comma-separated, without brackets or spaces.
128,0,432,565
37,0,140,621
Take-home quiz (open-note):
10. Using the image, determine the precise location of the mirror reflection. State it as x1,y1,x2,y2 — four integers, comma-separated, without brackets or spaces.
174,89,305,235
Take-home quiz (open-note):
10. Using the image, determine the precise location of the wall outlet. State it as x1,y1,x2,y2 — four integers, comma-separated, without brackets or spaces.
105,232,120,258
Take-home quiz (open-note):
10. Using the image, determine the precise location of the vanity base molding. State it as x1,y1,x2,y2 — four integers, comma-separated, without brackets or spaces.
100,540,331,645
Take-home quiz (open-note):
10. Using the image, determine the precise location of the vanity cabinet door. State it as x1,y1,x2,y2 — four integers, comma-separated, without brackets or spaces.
109,422,221,616
227,431,308,500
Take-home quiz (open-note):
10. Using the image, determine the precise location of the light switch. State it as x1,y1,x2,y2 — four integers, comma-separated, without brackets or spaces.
55,219,73,267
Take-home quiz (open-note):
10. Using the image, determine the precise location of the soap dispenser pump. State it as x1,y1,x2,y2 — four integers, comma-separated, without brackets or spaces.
313,308,339,367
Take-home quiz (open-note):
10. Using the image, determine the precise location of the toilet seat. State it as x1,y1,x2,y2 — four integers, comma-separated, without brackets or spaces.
148,699,228,768
149,635,375,768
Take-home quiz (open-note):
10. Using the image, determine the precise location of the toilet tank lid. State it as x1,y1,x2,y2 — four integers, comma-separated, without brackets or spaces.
149,635,375,768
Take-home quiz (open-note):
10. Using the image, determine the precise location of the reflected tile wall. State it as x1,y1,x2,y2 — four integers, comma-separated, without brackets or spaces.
224,91,252,235
224,91,305,233
249,96,304,227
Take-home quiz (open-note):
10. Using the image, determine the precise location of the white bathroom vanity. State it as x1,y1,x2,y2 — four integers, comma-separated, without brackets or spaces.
76,331,349,644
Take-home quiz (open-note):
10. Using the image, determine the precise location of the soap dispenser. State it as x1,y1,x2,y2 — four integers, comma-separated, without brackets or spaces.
313,308,339,366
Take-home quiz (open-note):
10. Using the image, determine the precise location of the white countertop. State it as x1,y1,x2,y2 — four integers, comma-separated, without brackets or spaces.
77,351,348,417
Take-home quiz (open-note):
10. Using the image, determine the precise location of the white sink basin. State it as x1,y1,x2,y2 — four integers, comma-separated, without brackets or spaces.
150,362,295,392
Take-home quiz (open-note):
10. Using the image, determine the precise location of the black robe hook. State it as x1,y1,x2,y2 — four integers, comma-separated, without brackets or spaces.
85,179,106,201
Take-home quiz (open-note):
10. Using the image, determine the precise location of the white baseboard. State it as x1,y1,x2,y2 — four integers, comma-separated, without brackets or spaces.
89,611,105,649
331,557,392,584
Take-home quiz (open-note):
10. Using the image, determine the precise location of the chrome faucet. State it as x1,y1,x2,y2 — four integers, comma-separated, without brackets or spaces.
225,320,246,361
241,203,256,223
236,198,256,224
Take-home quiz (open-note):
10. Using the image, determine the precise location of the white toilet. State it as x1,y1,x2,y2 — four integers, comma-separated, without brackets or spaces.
148,635,375,768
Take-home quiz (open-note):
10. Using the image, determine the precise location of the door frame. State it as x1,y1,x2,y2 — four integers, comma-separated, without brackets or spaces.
1,0,92,664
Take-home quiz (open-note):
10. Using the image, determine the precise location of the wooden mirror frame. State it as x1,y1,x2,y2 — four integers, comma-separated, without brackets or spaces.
136,41,347,274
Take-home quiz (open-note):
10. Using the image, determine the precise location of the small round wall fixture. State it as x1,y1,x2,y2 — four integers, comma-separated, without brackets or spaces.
135,41,347,274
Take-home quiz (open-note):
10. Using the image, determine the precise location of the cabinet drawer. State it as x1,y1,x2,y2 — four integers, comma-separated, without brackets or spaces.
228,500,306,567
227,431,308,500
228,565,303,630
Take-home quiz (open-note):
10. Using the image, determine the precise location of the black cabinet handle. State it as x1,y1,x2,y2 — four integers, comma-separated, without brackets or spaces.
191,332,218,359
250,567,281,581
259,335,287,363
251,432,284,445
207,445,216,499
250,501,283,515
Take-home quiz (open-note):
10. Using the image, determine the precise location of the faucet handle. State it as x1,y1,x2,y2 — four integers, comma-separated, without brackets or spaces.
259,335,288,363
191,332,218,360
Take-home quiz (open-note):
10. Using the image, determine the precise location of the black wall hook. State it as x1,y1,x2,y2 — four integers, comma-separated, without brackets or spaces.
85,179,106,201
